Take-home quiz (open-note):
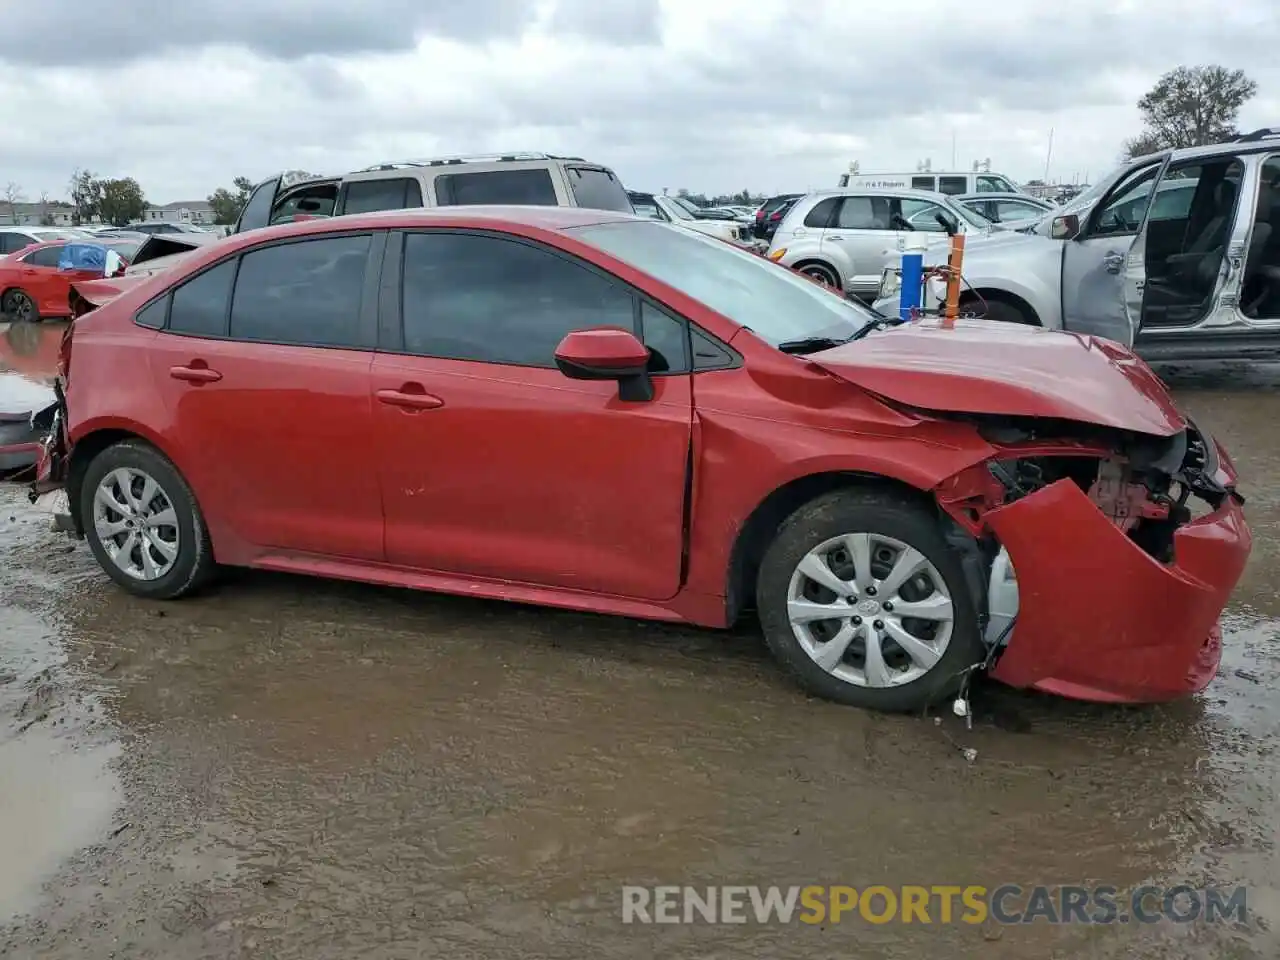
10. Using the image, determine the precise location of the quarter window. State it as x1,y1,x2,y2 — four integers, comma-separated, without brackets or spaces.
168,259,236,337
433,169,558,206
229,235,371,347
400,232,635,366
803,198,840,228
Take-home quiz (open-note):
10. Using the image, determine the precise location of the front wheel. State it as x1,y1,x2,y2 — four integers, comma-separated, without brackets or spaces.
756,489,984,712
80,440,216,600
798,263,840,289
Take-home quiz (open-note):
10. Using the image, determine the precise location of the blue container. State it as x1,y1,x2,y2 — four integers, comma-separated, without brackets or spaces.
898,252,924,321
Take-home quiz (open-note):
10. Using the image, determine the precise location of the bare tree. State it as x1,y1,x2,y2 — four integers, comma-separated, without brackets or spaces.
1124,65,1258,159
2,182,24,224
37,190,54,226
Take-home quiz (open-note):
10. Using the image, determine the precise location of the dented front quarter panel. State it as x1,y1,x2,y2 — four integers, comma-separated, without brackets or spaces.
986,478,1251,702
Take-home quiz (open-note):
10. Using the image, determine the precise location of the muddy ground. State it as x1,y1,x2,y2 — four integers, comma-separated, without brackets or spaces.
1,323,1278,958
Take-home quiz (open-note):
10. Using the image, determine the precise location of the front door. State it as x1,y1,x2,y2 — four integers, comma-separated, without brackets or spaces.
371,230,692,601
820,194,900,297
1061,159,1167,346
145,233,385,561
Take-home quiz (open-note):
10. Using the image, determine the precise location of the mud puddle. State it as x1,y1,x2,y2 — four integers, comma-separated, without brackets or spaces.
0,369,1276,958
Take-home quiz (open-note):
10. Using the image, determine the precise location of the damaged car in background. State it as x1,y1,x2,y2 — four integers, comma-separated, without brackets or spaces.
25,208,1250,713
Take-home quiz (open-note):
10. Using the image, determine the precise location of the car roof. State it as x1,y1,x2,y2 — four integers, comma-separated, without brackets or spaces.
801,187,959,203
242,205,639,238
953,192,1046,202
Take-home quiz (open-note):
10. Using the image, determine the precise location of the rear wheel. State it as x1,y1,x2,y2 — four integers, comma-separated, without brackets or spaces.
797,262,840,289
973,298,1037,326
756,488,983,712
80,440,215,600
2,289,38,324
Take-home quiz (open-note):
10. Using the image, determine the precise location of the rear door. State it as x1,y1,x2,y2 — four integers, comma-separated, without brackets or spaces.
144,232,386,561
820,195,899,296
1060,158,1168,346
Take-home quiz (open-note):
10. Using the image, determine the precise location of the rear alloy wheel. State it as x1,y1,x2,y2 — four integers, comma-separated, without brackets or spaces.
757,489,983,712
2,289,37,324
798,263,840,289
81,440,215,600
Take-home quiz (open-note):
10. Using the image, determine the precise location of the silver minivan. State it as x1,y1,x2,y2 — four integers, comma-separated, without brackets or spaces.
765,189,993,298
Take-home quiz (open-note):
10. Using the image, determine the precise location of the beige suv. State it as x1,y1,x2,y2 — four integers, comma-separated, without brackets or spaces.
233,152,633,233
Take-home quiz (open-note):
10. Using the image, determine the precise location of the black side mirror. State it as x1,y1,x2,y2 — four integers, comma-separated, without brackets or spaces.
890,214,913,231
934,212,958,236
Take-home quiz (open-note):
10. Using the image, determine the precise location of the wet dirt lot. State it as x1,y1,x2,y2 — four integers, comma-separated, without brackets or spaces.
1,321,1279,958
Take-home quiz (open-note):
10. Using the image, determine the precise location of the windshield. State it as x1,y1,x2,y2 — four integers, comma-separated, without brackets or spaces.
671,196,701,216
943,199,990,230
658,197,694,221
569,220,876,346
1066,165,1127,209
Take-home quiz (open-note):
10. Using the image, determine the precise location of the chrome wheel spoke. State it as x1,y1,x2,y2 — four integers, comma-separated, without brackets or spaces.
146,507,177,529
110,469,140,511
96,482,132,517
145,530,178,562
879,546,928,598
844,533,874,593
862,626,893,687
889,594,953,621
796,552,854,597
812,621,860,672
883,619,942,671
95,516,129,538
787,598,847,623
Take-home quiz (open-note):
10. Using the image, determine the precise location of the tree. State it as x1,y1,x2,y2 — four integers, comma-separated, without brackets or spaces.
2,182,24,223
68,168,103,225
207,175,257,224
37,191,54,226
98,177,147,226
1123,65,1258,159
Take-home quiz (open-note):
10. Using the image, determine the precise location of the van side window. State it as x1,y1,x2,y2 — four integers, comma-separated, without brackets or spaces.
434,170,558,206
938,176,968,195
911,176,935,191
342,178,424,215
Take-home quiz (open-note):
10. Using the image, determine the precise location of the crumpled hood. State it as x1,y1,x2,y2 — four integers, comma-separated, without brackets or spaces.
811,317,1185,437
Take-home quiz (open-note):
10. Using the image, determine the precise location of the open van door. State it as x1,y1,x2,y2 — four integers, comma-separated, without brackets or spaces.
1059,156,1171,348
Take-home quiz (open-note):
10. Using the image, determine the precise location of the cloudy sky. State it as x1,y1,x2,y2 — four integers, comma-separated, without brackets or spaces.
1,0,1277,205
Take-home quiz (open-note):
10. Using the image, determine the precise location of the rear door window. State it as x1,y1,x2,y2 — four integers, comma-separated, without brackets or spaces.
434,169,558,206
230,235,372,347
168,259,236,337
833,196,893,230
566,166,632,212
340,178,424,216
22,246,65,268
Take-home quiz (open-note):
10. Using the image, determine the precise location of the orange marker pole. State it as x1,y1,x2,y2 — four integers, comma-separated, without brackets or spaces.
943,233,965,326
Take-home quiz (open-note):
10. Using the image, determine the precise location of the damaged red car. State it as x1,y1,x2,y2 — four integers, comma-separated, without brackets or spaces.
29,208,1251,712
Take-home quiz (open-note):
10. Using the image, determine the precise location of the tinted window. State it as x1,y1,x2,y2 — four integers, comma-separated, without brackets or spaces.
640,302,688,373
341,178,424,215
434,170,557,206
994,200,1045,222
400,232,635,366
236,177,278,233
938,176,968,195
169,259,235,337
135,297,167,330
691,327,735,370
566,167,632,212
834,196,892,230
0,235,22,254
911,176,936,190
975,175,1009,193
803,198,840,228
22,246,64,267
230,235,370,347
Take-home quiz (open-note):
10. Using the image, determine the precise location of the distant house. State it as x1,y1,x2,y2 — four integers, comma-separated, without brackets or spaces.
141,200,215,225
0,201,79,226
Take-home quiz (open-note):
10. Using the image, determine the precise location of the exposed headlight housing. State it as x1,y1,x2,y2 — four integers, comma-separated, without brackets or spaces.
879,267,902,300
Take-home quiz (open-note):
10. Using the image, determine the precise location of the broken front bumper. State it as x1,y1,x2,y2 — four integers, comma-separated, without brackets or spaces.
985,469,1251,703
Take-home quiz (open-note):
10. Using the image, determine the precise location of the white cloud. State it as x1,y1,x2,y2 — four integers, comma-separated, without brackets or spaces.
0,0,1275,203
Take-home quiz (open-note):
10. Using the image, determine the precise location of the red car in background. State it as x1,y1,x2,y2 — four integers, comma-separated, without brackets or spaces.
0,239,137,322
28,208,1251,713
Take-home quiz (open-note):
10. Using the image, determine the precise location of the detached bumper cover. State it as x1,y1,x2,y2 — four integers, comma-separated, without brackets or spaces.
986,475,1251,703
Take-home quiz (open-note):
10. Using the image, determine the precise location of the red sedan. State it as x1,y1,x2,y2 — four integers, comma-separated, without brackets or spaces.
0,239,136,322
30,207,1251,712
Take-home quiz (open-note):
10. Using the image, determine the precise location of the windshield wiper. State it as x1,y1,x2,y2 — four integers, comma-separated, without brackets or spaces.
775,334,857,354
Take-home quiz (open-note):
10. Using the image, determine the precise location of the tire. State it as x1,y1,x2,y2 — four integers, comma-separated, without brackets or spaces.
756,488,984,713
797,262,840,289
80,440,215,600
975,298,1036,326
2,289,38,324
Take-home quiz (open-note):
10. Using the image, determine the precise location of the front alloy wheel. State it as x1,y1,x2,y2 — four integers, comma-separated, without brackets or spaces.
93,467,181,581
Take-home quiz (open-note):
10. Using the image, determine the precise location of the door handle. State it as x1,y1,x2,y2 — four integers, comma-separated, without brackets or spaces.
376,387,444,410
169,364,222,384
1103,252,1125,273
